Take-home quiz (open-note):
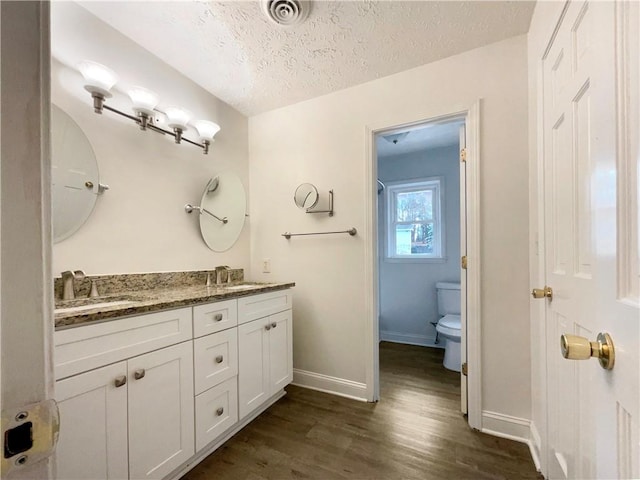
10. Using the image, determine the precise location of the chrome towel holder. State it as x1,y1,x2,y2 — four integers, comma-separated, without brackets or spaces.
281,228,357,239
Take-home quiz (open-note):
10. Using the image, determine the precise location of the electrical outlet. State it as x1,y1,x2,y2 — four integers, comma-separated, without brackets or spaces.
262,258,271,273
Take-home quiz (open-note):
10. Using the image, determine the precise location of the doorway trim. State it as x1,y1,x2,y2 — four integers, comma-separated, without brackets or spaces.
363,101,482,430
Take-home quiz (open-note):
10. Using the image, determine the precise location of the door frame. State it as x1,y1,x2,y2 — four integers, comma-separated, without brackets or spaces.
364,101,482,430
0,2,54,479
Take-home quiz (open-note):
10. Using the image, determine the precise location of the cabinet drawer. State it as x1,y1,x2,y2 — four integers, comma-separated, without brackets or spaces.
237,290,293,325
195,376,238,452
55,307,193,380
194,329,238,395
193,299,237,338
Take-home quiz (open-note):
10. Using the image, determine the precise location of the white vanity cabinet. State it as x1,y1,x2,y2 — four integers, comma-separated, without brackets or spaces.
54,287,293,480
238,291,293,420
55,308,194,480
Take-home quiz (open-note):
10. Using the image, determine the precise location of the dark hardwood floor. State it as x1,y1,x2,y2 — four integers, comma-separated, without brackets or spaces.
183,342,541,480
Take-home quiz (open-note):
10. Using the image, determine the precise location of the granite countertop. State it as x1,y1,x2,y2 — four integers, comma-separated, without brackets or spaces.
54,282,295,329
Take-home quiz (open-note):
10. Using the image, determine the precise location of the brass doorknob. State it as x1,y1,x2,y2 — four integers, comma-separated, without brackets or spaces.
560,333,615,370
532,286,553,300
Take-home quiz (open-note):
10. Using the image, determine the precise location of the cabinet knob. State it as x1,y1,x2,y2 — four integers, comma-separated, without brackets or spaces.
265,325,271,331
216,407,224,416
271,322,277,328
215,355,224,364
213,313,223,322
133,369,146,380
114,375,127,388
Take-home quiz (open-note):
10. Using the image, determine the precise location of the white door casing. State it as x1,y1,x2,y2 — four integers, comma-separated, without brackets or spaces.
365,104,481,429
540,1,639,478
459,123,468,415
1,2,54,479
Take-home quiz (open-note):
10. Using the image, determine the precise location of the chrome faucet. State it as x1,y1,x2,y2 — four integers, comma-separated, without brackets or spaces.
61,270,86,300
214,265,230,285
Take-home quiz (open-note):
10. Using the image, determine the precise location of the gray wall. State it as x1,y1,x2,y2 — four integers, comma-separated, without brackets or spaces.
378,145,461,346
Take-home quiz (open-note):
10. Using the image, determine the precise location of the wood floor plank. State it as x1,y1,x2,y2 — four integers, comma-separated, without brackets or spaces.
183,342,541,480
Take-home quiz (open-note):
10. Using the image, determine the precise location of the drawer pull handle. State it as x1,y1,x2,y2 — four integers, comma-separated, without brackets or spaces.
213,313,223,322
216,407,224,416
215,355,224,364
114,375,127,388
271,322,277,329
133,369,145,380
265,325,271,331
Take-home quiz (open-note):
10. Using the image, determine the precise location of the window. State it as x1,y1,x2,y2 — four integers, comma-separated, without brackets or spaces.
386,178,443,260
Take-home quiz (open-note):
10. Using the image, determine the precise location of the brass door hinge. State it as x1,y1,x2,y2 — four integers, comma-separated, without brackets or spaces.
461,256,468,270
462,362,468,376
460,148,467,162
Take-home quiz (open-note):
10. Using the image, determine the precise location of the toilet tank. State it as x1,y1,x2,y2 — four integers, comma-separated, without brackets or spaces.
436,282,461,316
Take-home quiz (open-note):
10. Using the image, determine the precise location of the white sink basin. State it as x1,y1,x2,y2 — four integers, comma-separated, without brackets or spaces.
55,300,135,314
224,285,254,290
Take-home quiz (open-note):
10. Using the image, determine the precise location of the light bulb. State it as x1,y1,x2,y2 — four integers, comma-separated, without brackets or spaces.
78,61,118,97
164,106,192,130
128,87,159,116
194,120,221,142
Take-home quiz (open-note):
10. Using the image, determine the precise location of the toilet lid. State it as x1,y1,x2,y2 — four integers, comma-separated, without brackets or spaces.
439,314,461,330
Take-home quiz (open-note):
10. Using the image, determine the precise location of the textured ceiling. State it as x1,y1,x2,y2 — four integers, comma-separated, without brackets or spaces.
77,1,535,116
376,119,462,158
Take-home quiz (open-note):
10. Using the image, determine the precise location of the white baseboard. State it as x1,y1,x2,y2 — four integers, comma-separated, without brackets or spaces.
481,411,543,474
292,369,368,402
481,410,531,443
528,421,542,472
379,330,444,348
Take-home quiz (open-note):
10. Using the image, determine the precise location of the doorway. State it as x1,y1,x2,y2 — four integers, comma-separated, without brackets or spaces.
365,104,482,429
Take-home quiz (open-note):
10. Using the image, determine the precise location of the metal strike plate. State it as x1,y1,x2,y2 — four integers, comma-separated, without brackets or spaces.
1,399,59,475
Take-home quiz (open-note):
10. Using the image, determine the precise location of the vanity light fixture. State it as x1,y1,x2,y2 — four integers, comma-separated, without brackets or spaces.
78,61,220,154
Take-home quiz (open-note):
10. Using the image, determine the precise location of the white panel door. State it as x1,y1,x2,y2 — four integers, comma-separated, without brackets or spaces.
55,362,128,480
238,318,270,419
541,1,639,478
127,341,195,480
268,310,293,395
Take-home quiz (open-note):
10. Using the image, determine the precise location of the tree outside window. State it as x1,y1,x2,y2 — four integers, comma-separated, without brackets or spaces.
386,178,443,259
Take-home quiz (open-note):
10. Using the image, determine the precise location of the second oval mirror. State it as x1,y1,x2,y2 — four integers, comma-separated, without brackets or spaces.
198,172,246,252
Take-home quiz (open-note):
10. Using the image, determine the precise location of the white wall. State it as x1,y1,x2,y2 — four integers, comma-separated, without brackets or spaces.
378,145,460,346
249,35,531,422
51,3,249,276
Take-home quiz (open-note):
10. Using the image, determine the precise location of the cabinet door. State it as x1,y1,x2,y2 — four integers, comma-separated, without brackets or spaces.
127,341,194,480
55,362,128,480
238,318,269,420
268,310,293,395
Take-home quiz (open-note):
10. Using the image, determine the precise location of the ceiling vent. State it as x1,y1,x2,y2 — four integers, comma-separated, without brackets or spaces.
261,0,311,27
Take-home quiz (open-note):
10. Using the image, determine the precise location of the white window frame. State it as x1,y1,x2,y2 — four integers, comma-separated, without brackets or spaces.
385,177,445,261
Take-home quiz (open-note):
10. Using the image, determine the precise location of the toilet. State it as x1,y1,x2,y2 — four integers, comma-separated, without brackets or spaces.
435,282,461,372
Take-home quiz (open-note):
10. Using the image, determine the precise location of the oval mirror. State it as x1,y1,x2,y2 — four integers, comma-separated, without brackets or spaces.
51,104,100,243
294,183,319,210
199,172,246,252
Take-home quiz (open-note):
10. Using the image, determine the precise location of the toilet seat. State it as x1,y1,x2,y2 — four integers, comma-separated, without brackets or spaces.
436,314,461,337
